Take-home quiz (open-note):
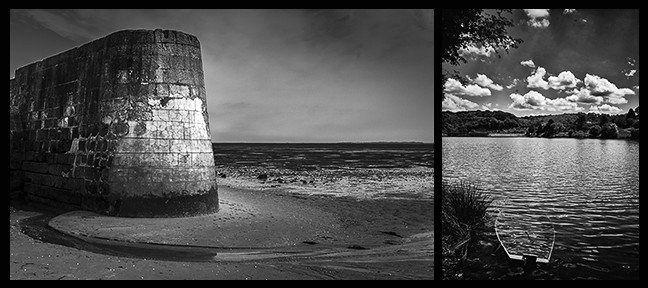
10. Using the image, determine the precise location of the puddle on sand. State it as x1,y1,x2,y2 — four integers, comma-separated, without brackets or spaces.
19,213,227,262
17,212,427,264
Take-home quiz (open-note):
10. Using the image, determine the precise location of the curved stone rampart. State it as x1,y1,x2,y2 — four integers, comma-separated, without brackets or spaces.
10,29,218,217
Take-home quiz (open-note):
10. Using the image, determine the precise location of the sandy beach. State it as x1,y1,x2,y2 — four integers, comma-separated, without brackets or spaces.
10,186,433,280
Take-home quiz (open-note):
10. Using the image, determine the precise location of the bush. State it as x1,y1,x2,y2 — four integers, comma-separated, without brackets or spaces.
571,130,588,138
589,125,602,138
442,180,492,257
601,123,619,139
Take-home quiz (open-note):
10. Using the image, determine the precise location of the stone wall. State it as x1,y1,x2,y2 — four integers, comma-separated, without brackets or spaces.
10,29,218,217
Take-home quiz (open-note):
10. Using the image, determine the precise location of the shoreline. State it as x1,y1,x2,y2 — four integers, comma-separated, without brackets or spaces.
442,135,638,140
443,224,639,280
10,185,433,279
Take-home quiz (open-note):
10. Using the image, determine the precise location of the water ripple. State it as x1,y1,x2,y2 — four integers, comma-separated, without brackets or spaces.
443,137,639,270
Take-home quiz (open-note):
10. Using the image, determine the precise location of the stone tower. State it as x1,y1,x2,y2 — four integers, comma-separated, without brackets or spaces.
10,29,218,217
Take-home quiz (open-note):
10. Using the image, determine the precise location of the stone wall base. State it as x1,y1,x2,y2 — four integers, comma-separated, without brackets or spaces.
17,184,218,218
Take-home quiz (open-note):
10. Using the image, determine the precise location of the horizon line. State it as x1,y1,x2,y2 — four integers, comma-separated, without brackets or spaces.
442,107,638,117
210,141,433,144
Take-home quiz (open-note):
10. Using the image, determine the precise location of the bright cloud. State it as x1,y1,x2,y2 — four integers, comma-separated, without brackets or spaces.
444,78,492,97
442,94,480,111
589,104,623,114
605,97,629,105
521,59,536,68
509,90,581,112
625,69,637,77
471,73,503,91
583,74,634,104
529,18,550,28
563,9,576,14
526,67,550,90
524,9,550,19
524,9,551,28
548,71,581,90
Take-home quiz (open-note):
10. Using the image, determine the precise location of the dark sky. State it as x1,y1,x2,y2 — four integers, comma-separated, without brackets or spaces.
442,9,639,116
10,9,434,143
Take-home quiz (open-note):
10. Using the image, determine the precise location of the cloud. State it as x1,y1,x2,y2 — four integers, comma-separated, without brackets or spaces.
526,67,586,92
524,9,550,19
605,96,629,105
523,9,551,28
481,102,500,111
520,59,536,68
470,74,503,91
526,67,550,90
12,9,435,142
625,69,636,77
458,44,496,60
583,74,634,104
548,71,581,90
623,58,637,77
589,104,623,114
506,78,520,89
565,88,604,104
563,9,576,14
21,9,104,42
442,94,480,111
444,78,491,97
561,74,632,105
528,19,550,28
509,90,582,112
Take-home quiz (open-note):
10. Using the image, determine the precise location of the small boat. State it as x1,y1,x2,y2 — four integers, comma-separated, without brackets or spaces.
495,205,556,264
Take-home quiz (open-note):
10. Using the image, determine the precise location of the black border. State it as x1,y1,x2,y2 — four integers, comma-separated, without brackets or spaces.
433,8,442,280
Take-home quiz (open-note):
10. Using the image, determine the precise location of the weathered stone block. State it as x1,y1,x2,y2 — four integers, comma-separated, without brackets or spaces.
169,84,190,98
23,161,50,174
174,32,200,47
156,83,170,97
154,29,176,44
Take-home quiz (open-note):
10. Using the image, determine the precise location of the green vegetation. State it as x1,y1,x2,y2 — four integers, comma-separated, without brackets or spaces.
442,180,492,260
442,108,640,140
443,110,524,136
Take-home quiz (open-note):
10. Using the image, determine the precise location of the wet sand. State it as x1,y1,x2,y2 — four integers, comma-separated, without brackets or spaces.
10,186,433,280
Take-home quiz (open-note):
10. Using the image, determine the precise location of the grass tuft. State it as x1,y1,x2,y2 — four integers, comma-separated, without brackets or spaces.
442,180,492,259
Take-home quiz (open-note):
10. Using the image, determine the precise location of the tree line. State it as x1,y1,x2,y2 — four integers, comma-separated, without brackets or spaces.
442,108,640,139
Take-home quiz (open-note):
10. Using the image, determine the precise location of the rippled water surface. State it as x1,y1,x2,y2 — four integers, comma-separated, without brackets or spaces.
443,137,639,272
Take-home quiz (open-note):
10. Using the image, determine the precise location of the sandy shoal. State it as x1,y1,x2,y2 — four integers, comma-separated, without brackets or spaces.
11,186,433,279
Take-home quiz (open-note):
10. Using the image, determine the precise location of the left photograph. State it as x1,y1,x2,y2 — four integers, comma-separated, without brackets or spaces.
9,9,434,280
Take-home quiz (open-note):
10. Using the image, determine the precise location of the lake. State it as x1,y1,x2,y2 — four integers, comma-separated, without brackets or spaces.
443,137,639,277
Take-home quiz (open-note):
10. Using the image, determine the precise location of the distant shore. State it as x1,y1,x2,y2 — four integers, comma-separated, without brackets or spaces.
442,110,640,140
441,133,638,140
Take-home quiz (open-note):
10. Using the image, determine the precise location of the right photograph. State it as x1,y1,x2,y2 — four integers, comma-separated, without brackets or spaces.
440,9,639,280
